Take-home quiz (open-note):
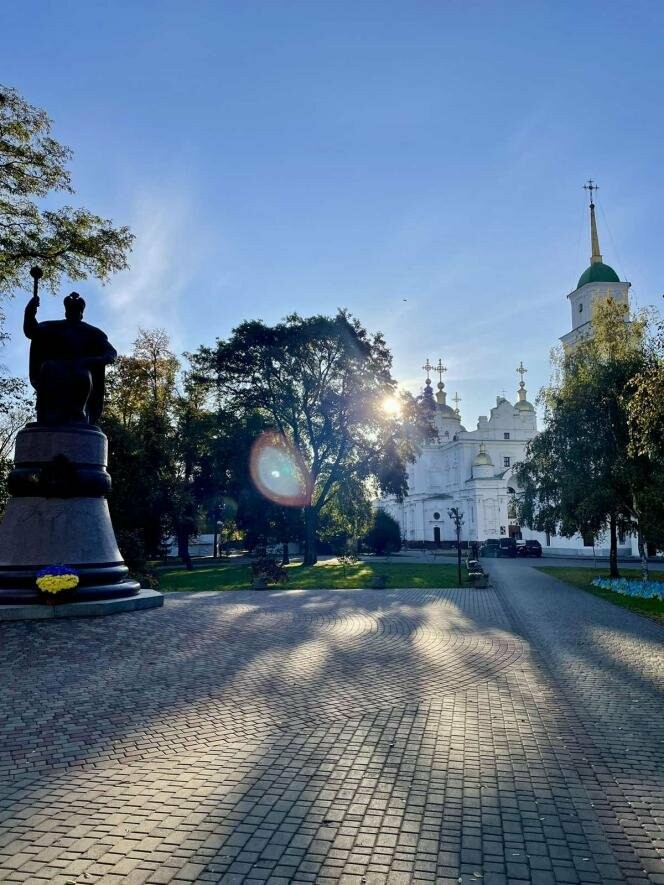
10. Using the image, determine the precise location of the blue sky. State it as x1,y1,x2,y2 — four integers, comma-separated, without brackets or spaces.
2,0,663,427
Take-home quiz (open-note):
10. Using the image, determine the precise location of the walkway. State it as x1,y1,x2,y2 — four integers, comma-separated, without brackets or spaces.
0,564,662,884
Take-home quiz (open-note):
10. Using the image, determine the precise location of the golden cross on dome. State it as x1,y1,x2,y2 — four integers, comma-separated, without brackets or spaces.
422,358,433,380
516,361,528,383
435,357,447,385
584,178,599,206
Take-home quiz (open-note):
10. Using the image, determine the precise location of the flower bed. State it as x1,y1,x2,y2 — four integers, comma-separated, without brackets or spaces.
592,576,664,601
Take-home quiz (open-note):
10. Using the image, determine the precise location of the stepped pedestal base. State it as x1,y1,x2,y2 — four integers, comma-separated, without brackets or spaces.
0,425,140,605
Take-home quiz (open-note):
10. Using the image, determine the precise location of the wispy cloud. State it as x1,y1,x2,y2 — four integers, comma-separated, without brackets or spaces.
100,189,210,354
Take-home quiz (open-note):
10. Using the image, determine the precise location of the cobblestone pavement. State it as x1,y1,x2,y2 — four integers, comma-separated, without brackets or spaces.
0,571,662,884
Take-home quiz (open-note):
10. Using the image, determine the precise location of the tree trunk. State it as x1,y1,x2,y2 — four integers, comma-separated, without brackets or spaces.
177,527,193,571
609,514,620,578
637,529,649,582
281,541,290,566
303,507,318,566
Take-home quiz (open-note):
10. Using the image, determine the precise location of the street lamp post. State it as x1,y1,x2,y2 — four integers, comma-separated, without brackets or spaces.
214,520,223,559
448,507,465,586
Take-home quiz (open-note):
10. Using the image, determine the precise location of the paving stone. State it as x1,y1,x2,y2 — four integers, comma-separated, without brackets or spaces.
0,579,662,882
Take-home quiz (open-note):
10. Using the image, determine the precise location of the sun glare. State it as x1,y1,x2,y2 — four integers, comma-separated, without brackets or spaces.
382,395,401,416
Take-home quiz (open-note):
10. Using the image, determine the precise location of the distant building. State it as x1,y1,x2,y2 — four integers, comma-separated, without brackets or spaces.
377,365,538,547
377,186,638,558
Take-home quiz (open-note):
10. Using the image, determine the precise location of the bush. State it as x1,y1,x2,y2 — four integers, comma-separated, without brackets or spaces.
117,529,147,570
251,556,289,585
365,510,401,555
129,569,160,591
337,551,360,578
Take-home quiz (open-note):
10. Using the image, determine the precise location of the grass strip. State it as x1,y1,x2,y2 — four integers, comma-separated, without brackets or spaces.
159,560,470,592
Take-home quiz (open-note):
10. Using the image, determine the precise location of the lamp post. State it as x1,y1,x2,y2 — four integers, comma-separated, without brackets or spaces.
448,507,465,586
214,520,223,559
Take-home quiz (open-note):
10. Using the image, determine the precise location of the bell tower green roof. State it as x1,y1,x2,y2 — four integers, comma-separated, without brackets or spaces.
577,182,621,289
577,262,620,288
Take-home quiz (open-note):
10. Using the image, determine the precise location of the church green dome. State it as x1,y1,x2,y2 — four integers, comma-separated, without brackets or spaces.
577,262,620,288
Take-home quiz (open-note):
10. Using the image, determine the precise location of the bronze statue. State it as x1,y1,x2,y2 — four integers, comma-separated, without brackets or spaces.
23,267,117,426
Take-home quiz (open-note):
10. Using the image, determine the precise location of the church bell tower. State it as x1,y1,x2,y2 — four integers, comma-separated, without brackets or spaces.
560,181,630,349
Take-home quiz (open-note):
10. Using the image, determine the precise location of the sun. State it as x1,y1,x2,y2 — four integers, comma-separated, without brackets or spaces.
382,395,401,416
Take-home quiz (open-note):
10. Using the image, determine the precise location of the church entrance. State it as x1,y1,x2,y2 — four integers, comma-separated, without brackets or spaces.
433,526,441,545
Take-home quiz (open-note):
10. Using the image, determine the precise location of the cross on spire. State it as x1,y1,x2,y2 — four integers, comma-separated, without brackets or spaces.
422,358,433,380
516,360,527,384
584,178,599,207
452,392,461,413
584,179,603,264
435,357,447,385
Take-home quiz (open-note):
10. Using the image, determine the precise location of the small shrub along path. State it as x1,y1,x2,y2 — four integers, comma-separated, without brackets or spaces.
159,559,471,592
537,565,664,624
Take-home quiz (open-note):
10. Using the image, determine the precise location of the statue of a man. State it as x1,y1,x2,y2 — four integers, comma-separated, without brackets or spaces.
23,290,117,426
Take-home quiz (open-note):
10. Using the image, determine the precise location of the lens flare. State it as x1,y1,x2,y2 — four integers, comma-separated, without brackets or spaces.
249,431,310,507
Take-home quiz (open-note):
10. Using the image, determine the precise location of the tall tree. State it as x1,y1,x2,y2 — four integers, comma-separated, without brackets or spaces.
626,315,664,462
192,311,426,564
102,329,180,560
516,299,664,579
0,376,33,515
0,84,133,295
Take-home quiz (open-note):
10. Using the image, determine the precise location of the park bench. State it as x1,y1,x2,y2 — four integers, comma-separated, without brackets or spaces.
466,558,490,589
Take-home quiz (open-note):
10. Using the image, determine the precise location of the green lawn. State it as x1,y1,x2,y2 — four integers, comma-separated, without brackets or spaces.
158,560,469,592
537,566,664,625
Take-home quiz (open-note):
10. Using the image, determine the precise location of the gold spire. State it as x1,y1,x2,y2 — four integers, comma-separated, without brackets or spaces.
584,179,603,265
452,391,461,415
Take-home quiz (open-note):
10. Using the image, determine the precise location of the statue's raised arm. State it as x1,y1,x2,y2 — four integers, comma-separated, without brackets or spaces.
23,294,40,340
23,266,42,340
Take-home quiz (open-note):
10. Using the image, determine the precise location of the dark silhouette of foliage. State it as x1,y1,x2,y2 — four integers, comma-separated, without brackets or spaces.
365,509,401,555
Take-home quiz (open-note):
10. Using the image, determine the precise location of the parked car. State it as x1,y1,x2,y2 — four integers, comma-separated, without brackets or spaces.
481,537,517,558
516,539,543,558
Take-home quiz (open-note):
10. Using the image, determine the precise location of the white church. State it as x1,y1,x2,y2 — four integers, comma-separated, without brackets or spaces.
377,187,638,558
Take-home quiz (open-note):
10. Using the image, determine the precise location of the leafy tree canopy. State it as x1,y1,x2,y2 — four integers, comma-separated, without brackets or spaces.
516,298,664,577
0,84,133,295
191,311,429,563
626,314,664,462
365,509,401,555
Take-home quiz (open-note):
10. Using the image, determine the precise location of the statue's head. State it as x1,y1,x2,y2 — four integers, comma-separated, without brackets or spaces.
64,292,86,321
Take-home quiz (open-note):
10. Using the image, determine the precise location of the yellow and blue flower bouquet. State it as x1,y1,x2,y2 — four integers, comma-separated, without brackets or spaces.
36,566,80,597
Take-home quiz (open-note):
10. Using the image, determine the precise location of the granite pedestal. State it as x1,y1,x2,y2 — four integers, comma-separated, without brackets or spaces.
0,424,141,604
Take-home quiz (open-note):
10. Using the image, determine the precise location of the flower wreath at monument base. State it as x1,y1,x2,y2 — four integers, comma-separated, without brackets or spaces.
36,566,80,596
